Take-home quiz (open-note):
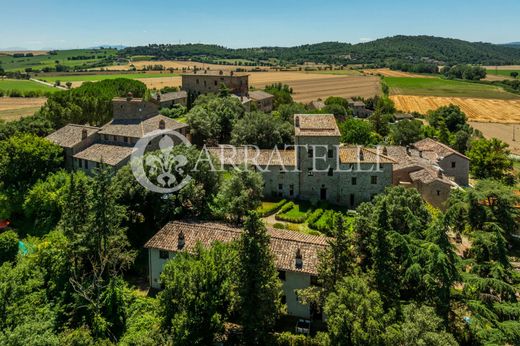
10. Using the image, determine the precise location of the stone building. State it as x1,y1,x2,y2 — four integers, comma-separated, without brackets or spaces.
145,220,328,319
208,114,395,208
153,91,188,108
385,139,469,209
348,99,372,118
47,95,189,171
181,70,249,97
248,90,274,112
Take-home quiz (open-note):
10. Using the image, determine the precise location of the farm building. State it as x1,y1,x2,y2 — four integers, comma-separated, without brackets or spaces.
46,94,189,171
181,70,249,98
348,99,372,118
248,90,274,112
153,90,188,108
145,220,328,319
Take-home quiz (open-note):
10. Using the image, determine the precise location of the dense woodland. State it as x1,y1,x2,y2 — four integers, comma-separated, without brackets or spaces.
121,35,520,66
1,79,519,345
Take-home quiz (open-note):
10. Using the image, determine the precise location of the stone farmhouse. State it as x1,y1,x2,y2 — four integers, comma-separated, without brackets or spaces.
153,90,188,108
145,220,328,319
46,94,189,171
208,114,469,209
182,70,249,98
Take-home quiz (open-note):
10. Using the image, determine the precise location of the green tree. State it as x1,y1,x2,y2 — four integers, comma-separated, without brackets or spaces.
0,134,63,215
238,212,282,345
511,71,519,78
160,242,238,345
273,102,307,122
324,275,390,346
383,304,458,346
389,119,423,145
0,230,18,264
231,111,293,148
264,83,293,108
467,138,513,180
212,169,263,223
339,118,376,145
428,105,467,133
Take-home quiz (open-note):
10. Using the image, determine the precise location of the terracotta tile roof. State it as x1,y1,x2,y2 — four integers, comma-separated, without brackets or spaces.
145,221,329,275
294,114,341,137
159,91,187,102
409,167,457,186
46,124,100,148
338,146,396,164
99,115,188,138
385,146,434,171
73,143,133,166
413,138,468,160
249,90,273,101
207,147,296,167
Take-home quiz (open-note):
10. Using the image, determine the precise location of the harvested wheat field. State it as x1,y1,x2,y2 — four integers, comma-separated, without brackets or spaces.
484,65,520,70
251,74,381,103
363,68,434,78
468,121,520,155
0,97,46,121
390,95,520,123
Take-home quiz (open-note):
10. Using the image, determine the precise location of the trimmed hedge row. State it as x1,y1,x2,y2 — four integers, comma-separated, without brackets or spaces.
275,204,312,223
306,208,324,228
278,201,295,214
258,199,287,217
309,210,335,232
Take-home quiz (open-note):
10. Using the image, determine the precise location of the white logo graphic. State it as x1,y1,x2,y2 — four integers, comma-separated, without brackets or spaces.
131,130,192,193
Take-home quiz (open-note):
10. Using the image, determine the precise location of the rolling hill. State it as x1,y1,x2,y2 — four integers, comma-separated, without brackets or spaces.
121,36,520,66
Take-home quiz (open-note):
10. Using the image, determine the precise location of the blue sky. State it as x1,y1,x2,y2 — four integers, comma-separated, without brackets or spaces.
1,0,519,49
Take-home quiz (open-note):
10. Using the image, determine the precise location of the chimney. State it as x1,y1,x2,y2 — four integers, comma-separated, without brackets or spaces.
358,148,364,161
177,231,185,250
382,146,388,156
295,116,300,127
219,70,223,75
230,71,234,76
159,119,166,130
406,145,411,156
295,248,303,269
156,93,161,102
126,92,133,101
204,70,207,74
437,169,443,179
419,150,423,158
81,129,88,140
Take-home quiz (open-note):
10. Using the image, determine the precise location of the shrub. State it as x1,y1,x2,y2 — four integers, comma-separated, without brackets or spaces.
273,332,322,346
309,210,334,233
278,201,295,214
307,208,324,228
0,230,18,264
259,199,287,217
273,223,286,229
8,89,22,97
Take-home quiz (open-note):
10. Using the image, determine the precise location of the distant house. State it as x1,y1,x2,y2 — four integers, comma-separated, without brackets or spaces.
308,100,326,111
231,94,253,111
348,99,372,118
153,91,188,108
145,220,328,319
248,90,274,112
181,70,249,98
46,94,189,171
394,113,415,121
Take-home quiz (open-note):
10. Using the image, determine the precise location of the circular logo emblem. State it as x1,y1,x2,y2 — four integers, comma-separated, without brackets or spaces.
131,129,192,193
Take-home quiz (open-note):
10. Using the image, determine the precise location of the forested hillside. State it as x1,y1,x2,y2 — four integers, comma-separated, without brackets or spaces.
121,36,520,66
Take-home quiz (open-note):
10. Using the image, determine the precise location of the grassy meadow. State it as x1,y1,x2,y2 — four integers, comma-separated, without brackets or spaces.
385,76,520,99
0,49,118,72
486,69,520,77
0,79,57,93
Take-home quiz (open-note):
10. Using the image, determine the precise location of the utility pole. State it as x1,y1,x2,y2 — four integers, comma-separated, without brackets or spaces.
513,125,516,142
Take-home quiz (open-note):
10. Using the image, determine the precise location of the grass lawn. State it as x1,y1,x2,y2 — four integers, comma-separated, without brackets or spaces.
486,69,520,78
34,72,180,83
385,76,519,100
0,79,57,92
283,203,313,219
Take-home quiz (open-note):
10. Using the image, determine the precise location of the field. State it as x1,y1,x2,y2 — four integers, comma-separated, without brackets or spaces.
0,97,46,122
0,79,57,93
486,69,520,77
468,121,520,155
104,60,255,71
364,68,435,78
0,49,117,72
385,77,519,100
390,95,520,123
34,72,180,83
250,73,381,103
